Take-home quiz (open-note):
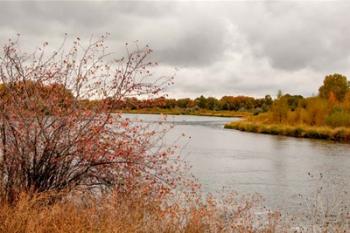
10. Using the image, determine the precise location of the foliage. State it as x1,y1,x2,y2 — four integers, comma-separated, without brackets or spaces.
206,96,221,110
220,96,250,111
238,73,350,131
95,94,273,114
319,73,349,101
303,97,329,126
270,96,288,123
226,73,350,143
284,94,303,111
325,110,350,127
342,91,350,111
195,95,207,109
126,108,250,117
176,98,195,109
0,81,74,114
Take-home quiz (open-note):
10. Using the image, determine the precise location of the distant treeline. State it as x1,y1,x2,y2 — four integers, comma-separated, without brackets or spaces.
0,81,274,114
4,73,350,128
84,95,275,114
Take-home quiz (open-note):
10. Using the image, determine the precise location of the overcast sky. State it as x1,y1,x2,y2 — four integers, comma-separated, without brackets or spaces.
1,1,350,98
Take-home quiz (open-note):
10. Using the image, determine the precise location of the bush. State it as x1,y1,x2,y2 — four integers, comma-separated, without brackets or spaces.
0,36,181,204
325,111,350,127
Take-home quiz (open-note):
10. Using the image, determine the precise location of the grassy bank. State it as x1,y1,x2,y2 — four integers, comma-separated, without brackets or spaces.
225,120,350,142
0,192,286,233
2,191,349,232
121,108,250,118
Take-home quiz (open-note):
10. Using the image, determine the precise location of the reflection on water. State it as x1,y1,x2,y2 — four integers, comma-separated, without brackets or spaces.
124,114,350,213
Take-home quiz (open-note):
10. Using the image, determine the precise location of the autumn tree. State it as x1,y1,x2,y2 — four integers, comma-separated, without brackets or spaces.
319,73,349,101
220,96,255,111
176,98,193,108
0,81,74,114
164,98,177,109
328,91,337,107
0,35,182,204
343,91,350,111
304,97,329,126
270,96,288,123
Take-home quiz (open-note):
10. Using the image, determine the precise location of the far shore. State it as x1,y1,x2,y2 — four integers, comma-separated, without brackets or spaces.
119,108,250,118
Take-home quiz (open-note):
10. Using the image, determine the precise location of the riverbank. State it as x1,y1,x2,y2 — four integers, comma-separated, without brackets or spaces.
225,120,350,142
122,108,250,118
0,192,288,233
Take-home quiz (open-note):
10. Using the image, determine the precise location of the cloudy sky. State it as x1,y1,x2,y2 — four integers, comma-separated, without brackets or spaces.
1,1,350,98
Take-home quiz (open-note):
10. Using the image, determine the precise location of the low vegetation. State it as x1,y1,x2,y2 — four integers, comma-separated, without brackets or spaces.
225,121,350,142
0,191,287,233
0,35,286,233
0,36,349,232
226,74,350,142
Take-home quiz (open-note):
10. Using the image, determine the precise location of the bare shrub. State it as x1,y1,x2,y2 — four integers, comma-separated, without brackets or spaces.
0,35,181,204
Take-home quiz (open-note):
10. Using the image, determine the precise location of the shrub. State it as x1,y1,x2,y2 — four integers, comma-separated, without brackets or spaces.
325,111,350,127
0,36,180,204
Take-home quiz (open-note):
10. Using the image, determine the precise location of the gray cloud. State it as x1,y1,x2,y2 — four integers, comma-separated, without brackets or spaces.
229,2,350,71
156,16,229,67
0,1,350,98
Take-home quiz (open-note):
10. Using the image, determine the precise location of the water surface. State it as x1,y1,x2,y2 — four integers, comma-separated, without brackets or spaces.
125,114,350,214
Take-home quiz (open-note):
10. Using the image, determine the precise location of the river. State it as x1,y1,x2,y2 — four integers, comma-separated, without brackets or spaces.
125,114,350,215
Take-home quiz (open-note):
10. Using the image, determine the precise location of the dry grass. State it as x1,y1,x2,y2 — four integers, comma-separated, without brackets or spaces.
225,120,350,142
0,191,286,233
0,190,349,232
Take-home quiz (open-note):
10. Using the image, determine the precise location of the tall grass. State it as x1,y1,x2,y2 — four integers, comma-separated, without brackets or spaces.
1,189,349,232
0,191,285,233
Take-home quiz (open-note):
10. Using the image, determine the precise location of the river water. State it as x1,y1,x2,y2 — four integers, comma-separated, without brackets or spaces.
125,114,350,215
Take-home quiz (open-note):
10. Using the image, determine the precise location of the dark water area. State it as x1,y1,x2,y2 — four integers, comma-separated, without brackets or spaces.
124,114,350,215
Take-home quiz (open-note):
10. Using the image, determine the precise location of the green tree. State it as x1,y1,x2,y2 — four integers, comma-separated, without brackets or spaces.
283,94,304,111
319,73,349,101
165,98,177,109
206,97,220,110
195,95,207,109
176,98,192,108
